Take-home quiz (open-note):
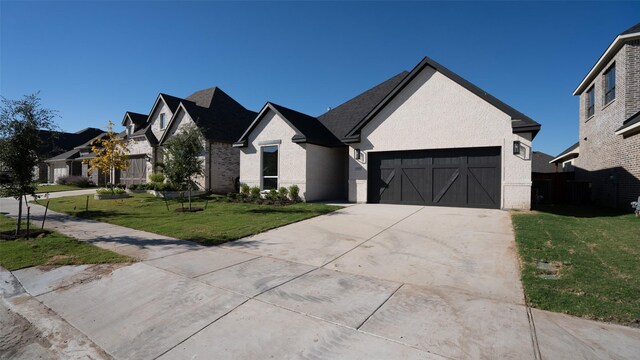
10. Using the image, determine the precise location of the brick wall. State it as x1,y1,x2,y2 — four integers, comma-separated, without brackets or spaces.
209,141,240,194
575,40,640,209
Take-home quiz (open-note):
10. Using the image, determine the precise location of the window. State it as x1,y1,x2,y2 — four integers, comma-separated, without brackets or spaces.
160,113,166,129
604,64,615,105
128,124,134,136
261,146,278,190
586,86,595,118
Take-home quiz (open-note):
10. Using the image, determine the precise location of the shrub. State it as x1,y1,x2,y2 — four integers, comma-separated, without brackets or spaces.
155,182,181,191
250,186,261,196
149,172,165,183
227,192,238,201
267,188,278,201
288,184,300,201
240,184,250,195
56,175,94,188
96,187,126,195
278,187,289,200
128,184,139,190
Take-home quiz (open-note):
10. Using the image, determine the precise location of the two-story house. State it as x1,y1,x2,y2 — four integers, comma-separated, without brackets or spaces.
570,22,640,208
121,87,256,193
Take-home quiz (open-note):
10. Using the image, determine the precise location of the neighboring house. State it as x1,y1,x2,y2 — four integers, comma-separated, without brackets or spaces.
44,131,109,184
38,128,105,183
550,142,580,172
235,56,541,209
121,87,256,192
568,22,640,208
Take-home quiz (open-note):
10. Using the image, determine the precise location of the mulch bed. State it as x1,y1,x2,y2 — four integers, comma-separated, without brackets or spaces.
0,229,51,241
174,207,204,213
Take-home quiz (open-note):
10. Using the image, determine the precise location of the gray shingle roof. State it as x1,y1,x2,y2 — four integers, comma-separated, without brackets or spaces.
159,94,182,113
317,72,409,139
554,142,580,159
44,149,80,162
621,22,640,35
532,151,556,173
270,103,342,146
175,87,257,143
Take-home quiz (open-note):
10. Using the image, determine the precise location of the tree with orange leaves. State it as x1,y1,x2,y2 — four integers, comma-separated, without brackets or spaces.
84,120,128,189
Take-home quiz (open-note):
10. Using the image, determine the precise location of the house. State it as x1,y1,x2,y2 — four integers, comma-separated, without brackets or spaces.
567,22,640,208
120,87,256,192
39,128,105,183
235,56,541,209
549,142,579,172
44,131,111,184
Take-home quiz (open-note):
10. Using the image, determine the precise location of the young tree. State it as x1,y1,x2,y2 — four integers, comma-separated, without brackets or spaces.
162,125,204,210
0,94,57,235
84,120,129,190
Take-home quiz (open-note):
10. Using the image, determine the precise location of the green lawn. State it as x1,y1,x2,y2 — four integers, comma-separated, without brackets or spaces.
35,184,90,193
0,215,132,271
512,205,640,326
40,193,341,246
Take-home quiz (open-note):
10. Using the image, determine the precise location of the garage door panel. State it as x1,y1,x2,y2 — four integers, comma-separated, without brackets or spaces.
368,147,501,209
467,167,499,206
401,168,427,203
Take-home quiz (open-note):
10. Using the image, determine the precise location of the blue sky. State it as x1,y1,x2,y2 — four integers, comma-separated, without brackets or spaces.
1,1,638,156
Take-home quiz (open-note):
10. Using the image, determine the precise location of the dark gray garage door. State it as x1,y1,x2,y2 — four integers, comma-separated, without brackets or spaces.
368,147,501,209
119,155,147,186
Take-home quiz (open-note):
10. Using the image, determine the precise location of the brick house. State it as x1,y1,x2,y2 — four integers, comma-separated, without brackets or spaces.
120,87,256,193
568,22,640,209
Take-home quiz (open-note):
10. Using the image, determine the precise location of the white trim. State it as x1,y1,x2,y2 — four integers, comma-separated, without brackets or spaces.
549,147,580,164
615,121,640,136
573,32,640,96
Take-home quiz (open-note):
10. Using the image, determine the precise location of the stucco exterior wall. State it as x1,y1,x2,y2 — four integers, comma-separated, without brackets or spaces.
239,110,308,198
210,141,240,194
347,66,533,209
305,144,347,201
575,40,640,208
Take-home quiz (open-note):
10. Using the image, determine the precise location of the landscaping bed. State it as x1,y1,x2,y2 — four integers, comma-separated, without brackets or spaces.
512,205,640,327
0,215,132,271
39,193,341,246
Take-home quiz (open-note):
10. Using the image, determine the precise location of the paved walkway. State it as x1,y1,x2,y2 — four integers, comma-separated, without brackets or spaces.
1,193,639,359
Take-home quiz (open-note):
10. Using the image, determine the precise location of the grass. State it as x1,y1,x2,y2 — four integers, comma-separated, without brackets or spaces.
35,184,91,193
0,215,132,271
512,204,640,326
40,193,341,246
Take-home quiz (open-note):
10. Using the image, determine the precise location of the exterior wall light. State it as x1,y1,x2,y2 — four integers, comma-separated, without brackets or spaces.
513,141,521,155
355,148,361,160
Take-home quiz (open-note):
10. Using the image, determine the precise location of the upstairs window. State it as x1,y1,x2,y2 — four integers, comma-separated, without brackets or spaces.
261,146,278,190
160,113,166,129
604,64,616,105
128,125,134,136
586,86,595,118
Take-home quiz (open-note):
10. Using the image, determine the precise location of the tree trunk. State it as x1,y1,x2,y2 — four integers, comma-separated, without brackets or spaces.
15,194,23,236
188,181,192,210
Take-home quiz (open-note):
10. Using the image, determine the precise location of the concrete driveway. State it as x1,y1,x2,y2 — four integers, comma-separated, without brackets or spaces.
3,200,639,359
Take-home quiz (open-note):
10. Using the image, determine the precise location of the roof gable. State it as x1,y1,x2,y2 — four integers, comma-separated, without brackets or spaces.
344,56,540,141
234,102,341,147
121,111,148,127
574,22,640,95
317,72,408,140
157,87,256,144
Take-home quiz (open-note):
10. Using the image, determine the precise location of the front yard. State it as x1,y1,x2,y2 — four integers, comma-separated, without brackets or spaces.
512,205,639,326
40,193,341,245
0,215,132,270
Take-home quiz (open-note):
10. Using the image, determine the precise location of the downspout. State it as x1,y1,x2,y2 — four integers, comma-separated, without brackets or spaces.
208,141,212,192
